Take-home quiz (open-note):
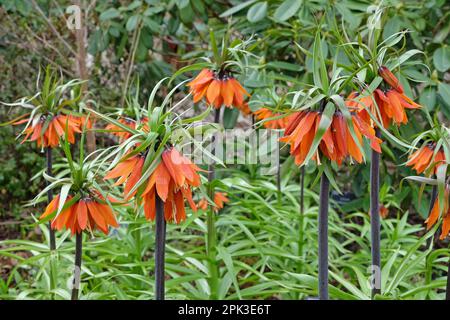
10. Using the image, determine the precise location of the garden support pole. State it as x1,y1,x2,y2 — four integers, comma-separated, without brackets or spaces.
46,147,56,251
318,173,329,300
370,128,381,298
154,194,166,300
206,108,221,300
71,232,82,300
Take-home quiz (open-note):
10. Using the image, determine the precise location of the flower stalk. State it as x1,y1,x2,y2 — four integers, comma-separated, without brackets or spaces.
277,149,281,205
154,194,166,300
426,185,437,248
318,172,329,300
46,147,56,251
71,232,82,300
370,128,381,298
297,166,305,274
206,107,221,299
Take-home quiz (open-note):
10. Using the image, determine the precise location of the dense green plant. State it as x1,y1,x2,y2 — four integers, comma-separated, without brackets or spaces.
0,0,449,301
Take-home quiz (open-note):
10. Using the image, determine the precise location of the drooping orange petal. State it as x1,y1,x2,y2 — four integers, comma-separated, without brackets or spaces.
413,147,433,174
222,79,234,107
193,83,209,103
346,119,363,163
87,201,108,234
214,192,229,210
154,161,171,201
187,69,214,88
40,195,60,220
162,148,186,188
124,156,144,199
98,203,119,228
181,187,196,212
143,188,156,220
174,191,186,223
77,200,88,230
164,200,174,222
104,157,139,184
379,66,404,93
426,197,440,230
206,79,221,106
53,203,75,231
386,91,407,124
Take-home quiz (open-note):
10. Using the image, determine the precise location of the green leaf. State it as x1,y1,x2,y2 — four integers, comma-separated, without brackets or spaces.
223,108,240,129
419,87,436,111
438,82,450,105
247,2,267,23
220,0,258,18
217,246,242,299
126,15,140,32
56,184,72,216
312,32,329,92
273,0,302,22
266,61,301,72
100,8,120,21
433,46,450,72
176,0,190,8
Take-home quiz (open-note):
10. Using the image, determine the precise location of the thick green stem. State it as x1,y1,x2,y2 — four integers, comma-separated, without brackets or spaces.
318,173,329,300
46,147,57,300
297,166,305,274
206,207,219,299
71,232,82,300
426,185,437,249
370,128,381,298
206,108,221,299
276,148,281,205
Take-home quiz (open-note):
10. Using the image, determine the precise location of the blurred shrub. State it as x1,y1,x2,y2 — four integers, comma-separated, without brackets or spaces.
0,119,44,218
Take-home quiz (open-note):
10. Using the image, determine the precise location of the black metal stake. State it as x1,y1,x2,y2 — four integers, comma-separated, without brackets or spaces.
46,147,56,251
370,128,381,298
71,232,82,300
318,173,330,300
154,194,166,300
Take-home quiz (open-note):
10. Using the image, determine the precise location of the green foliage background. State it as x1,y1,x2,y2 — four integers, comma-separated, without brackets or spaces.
0,0,449,300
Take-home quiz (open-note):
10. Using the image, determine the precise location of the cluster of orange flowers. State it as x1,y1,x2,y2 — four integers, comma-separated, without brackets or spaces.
197,192,229,212
281,110,382,166
406,144,446,175
105,117,149,142
253,108,296,130
426,186,450,240
348,66,421,127
105,147,203,223
188,68,250,114
14,114,85,148
40,191,119,235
